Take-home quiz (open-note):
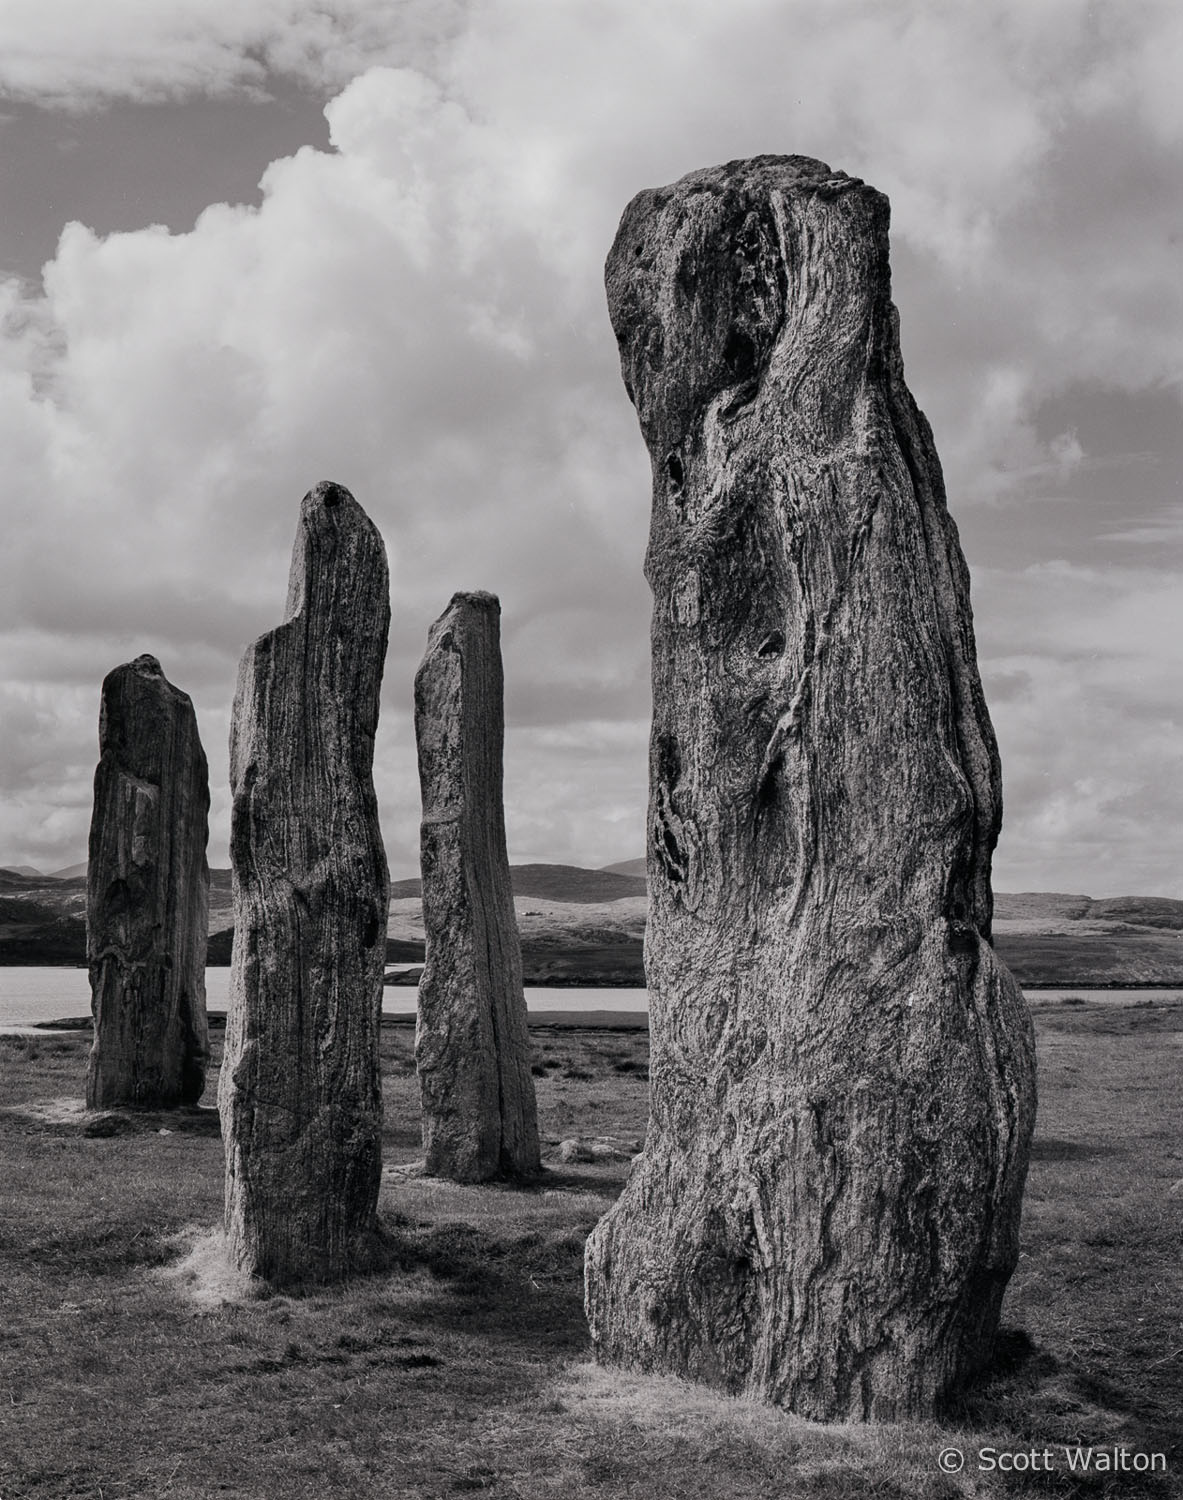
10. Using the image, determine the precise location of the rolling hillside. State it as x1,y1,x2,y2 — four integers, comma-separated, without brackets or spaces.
390,863,647,903
2,862,1180,986
0,867,87,964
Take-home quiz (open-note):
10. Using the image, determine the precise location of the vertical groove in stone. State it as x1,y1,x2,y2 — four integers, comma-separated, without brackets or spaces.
584,156,1037,1421
86,654,210,1109
218,480,391,1286
414,591,540,1182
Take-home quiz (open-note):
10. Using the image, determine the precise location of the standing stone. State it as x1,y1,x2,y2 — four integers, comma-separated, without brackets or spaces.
86,655,210,1109
585,157,1037,1421
414,591,540,1181
219,481,390,1285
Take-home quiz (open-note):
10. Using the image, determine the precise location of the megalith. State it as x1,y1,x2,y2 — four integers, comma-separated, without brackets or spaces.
86,654,210,1109
414,591,540,1181
219,481,391,1285
584,157,1037,1421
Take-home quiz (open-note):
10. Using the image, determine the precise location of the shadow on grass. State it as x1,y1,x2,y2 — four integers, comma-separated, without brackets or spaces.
951,1328,1177,1498
7,1218,178,1274
358,1211,592,1352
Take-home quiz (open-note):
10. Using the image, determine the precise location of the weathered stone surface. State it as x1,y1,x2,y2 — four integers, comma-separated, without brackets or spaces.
86,654,210,1109
585,157,1037,1421
219,481,390,1285
414,591,540,1181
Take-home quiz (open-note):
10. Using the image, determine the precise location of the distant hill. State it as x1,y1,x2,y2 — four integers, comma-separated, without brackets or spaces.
0,880,86,963
391,862,648,904
0,864,42,878
994,892,1183,928
2,858,1181,984
0,869,86,902
511,863,647,901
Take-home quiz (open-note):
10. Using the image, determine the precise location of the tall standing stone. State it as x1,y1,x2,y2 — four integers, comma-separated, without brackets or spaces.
86,654,210,1109
584,157,1037,1421
414,591,540,1181
219,481,391,1285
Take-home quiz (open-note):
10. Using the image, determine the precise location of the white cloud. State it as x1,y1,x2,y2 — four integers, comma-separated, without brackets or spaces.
0,0,1179,892
0,0,463,106
979,561,1183,896
0,57,655,868
1099,503,1183,547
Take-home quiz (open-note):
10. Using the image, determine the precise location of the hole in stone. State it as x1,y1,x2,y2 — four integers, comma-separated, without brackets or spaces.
756,630,785,658
722,327,756,380
634,242,644,257
756,753,782,810
659,825,685,884
104,878,132,917
656,733,681,788
324,488,342,508
666,453,684,490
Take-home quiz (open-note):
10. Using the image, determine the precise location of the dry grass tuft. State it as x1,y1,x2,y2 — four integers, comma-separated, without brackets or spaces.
157,1226,264,1309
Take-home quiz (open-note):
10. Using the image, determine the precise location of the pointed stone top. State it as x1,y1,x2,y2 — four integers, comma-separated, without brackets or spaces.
95,655,205,806
100,654,191,714
282,480,389,627
305,478,354,512
295,479,373,542
126,653,164,678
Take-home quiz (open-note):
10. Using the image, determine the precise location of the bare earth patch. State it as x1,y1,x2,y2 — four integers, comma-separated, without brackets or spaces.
1,1095,85,1125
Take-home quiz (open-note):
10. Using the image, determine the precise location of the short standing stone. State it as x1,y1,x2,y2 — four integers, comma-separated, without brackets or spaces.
86,654,210,1109
414,591,540,1181
584,157,1037,1421
218,481,391,1285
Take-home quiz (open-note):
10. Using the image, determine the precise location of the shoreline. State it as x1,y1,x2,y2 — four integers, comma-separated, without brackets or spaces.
30,1009,650,1033
24,986,1183,1038
3,958,1181,991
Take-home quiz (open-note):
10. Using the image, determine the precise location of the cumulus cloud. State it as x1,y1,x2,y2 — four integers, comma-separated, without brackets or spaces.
0,0,464,106
0,0,1179,892
980,561,1183,895
0,58,655,870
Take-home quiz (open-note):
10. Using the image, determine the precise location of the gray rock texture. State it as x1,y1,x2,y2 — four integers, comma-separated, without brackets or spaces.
86,654,210,1109
584,156,1037,1421
414,591,540,1181
219,481,390,1285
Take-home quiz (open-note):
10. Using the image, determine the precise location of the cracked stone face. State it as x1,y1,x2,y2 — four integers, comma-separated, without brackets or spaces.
219,481,391,1288
86,653,210,1111
584,156,1037,1422
413,589,540,1184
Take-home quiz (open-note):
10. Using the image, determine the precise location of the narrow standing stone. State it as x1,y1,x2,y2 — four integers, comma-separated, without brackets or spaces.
219,481,391,1285
86,654,210,1109
584,157,1037,1421
414,591,540,1181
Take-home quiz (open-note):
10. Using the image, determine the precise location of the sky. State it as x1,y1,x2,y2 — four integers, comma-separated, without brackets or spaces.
0,0,1179,895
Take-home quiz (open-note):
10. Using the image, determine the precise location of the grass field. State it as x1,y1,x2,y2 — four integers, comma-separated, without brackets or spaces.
1,998,1180,1499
